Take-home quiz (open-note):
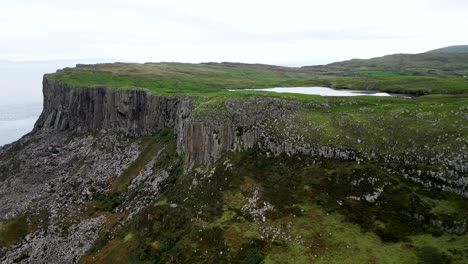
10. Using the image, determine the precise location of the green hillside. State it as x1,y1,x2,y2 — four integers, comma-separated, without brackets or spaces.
52,54,468,96
426,45,468,54
324,53,468,77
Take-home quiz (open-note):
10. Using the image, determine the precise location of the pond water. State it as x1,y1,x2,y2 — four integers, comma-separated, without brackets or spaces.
232,87,407,97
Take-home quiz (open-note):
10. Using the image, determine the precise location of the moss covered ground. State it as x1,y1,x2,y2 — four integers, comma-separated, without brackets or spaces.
79,148,467,263
0,212,49,248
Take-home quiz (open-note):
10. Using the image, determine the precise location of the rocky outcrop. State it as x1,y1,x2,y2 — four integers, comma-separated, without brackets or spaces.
34,75,194,136
178,119,360,169
32,77,467,192
0,132,142,263
33,78,321,167
176,97,361,169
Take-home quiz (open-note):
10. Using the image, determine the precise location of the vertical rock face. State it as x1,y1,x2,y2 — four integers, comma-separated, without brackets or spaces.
176,97,307,168
179,121,251,167
30,76,466,198
26,80,409,169
33,77,313,168
173,96,357,169
34,76,194,136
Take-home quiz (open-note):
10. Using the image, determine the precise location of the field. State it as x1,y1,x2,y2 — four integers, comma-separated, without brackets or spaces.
51,53,468,96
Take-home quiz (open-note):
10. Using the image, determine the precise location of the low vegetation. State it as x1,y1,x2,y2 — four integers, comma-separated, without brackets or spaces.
50,53,468,97
80,149,467,263
0,212,48,248
111,132,173,193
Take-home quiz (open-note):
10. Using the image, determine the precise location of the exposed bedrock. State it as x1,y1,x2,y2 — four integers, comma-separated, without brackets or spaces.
30,76,466,197
34,77,315,167
34,75,194,136
175,98,356,168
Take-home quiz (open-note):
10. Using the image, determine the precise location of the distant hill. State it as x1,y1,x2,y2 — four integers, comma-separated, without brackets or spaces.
426,45,468,54
315,52,468,78
313,46,468,73
298,51,468,94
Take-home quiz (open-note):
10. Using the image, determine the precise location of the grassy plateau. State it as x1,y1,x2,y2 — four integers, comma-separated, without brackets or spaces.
51,53,468,96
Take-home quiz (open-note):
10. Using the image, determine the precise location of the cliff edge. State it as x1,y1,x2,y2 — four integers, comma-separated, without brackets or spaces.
34,75,194,136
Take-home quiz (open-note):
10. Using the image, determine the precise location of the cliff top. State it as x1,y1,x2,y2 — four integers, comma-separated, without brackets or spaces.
49,54,468,96
49,62,314,97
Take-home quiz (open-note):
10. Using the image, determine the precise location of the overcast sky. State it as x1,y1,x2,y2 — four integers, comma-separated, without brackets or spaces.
1,0,467,66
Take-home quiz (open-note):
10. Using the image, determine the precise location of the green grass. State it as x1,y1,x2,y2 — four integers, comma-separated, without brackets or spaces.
80,237,136,264
315,75,468,95
328,53,468,77
51,62,314,96
410,233,468,263
50,59,468,96
123,232,134,242
0,216,28,247
264,208,419,264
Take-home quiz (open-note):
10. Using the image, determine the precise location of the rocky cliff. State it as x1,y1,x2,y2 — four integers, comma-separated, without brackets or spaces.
33,77,366,170
34,75,194,136
34,76,467,194
0,75,467,263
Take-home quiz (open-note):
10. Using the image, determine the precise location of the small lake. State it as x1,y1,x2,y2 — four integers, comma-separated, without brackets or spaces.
232,87,407,97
